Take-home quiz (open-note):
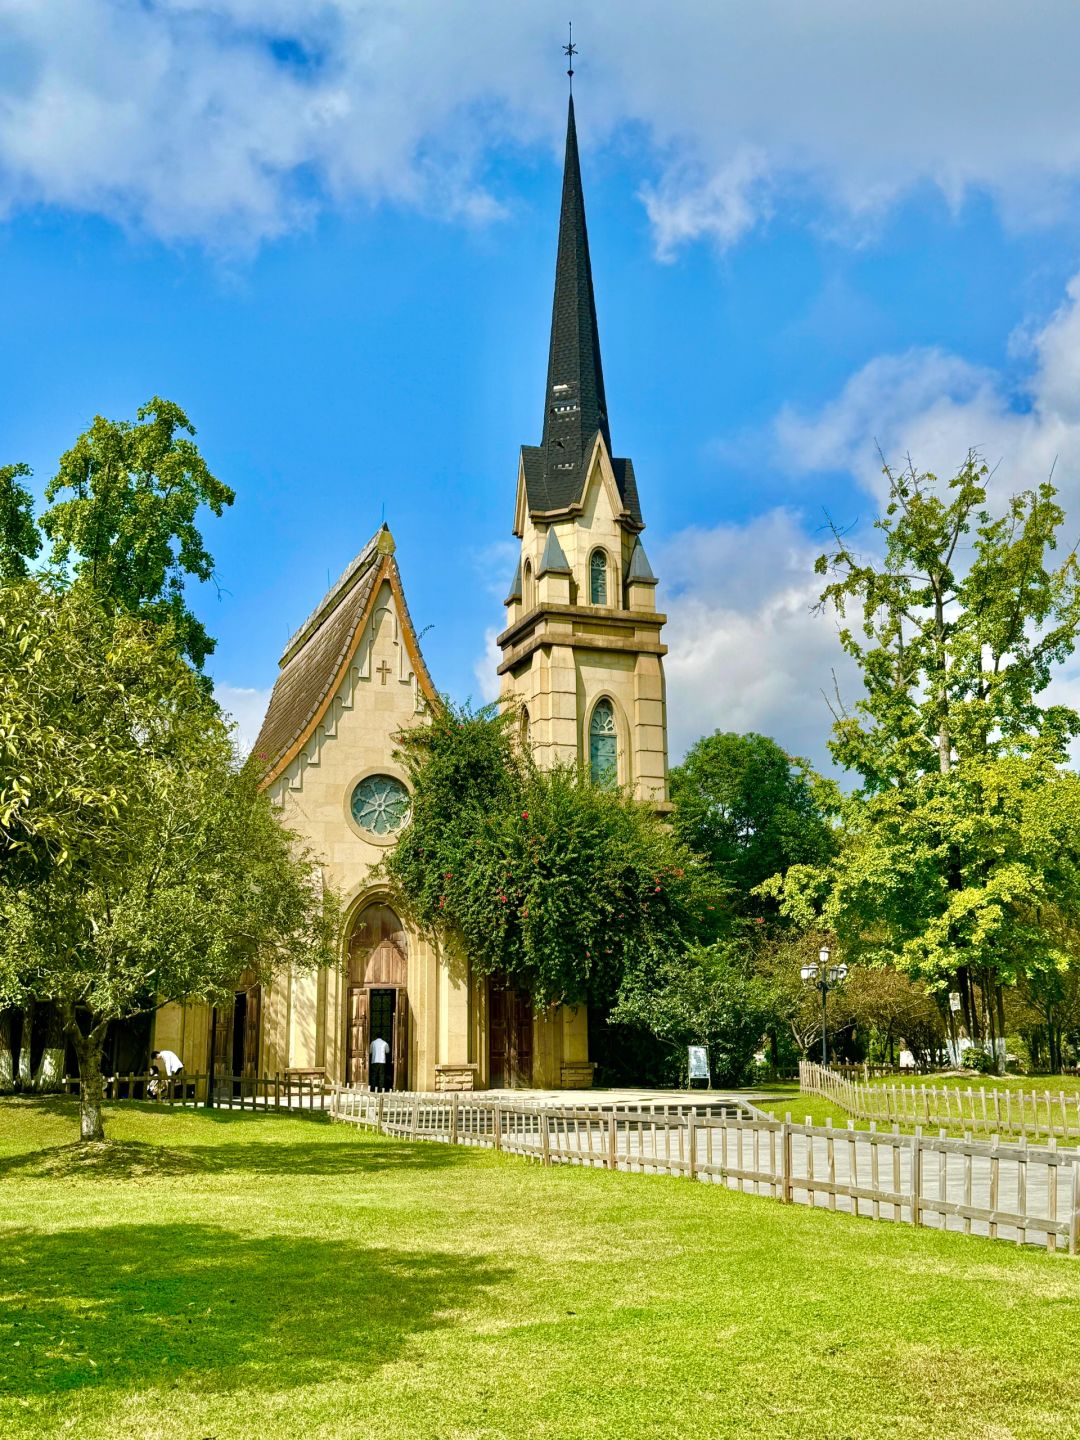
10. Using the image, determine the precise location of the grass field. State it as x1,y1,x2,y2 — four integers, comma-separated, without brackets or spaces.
3,1098,1079,1440
865,1071,1080,1095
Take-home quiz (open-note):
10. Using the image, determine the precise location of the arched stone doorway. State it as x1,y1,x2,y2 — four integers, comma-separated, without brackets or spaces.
346,902,409,1089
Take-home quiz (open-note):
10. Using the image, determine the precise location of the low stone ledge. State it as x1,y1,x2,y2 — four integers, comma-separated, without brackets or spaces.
434,1064,479,1092
560,1062,596,1089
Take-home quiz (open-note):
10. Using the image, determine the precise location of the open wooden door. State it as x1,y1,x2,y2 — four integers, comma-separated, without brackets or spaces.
347,986,369,1086
242,987,261,1078
392,993,408,1091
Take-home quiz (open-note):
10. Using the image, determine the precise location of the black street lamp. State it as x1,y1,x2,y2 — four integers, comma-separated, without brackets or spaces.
801,944,847,1066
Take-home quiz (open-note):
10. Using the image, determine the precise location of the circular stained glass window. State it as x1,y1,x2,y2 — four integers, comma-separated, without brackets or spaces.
350,774,411,837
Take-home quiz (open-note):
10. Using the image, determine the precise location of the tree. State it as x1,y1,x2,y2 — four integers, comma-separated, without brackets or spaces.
40,397,234,670
0,463,41,581
0,581,337,1140
611,939,775,1086
669,731,836,916
768,456,1080,1070
384,702,725,1011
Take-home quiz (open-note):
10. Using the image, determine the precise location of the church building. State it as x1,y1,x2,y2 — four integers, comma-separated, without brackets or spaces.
151,96,669,1092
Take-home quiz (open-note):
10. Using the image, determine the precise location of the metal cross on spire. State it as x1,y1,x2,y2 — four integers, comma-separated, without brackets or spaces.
563,22,577,90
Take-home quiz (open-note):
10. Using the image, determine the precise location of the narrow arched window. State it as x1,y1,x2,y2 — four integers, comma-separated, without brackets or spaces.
520,707,531,750
589,549,608,605
589,699,618,787
523,560,534,610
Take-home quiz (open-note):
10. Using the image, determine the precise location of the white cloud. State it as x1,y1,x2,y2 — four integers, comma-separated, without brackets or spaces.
6,3,1080,251
775,270,1080,515
472,626,501,704
657,510,858,770
215,681,272,757
470,539,520,604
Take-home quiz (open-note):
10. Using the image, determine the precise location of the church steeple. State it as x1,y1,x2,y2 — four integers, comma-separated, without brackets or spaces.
500,72,668,812
541,95,611,482
516,95,643,530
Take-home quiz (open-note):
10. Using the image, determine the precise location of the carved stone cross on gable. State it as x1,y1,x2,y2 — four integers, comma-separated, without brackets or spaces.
376,660,393,686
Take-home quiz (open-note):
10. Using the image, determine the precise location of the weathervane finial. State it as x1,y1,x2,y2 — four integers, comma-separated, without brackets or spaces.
563,22,577,91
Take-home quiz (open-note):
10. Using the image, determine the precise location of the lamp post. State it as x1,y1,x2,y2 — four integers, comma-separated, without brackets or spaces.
801,945,848,1067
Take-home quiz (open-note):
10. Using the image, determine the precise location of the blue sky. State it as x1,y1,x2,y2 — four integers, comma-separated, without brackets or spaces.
6,3,1080,768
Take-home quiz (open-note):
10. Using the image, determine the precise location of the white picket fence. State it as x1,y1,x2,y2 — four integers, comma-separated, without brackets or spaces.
800,1059,1080,1143
329,1087,1080,1254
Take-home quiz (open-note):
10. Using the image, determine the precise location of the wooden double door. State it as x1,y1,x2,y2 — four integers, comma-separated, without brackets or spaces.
346,902,409,1089
212,984,261,1082
346,985,407,1089
488,976,533,1089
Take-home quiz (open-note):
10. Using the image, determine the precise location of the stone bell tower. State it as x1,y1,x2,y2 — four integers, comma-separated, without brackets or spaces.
497,96,669,805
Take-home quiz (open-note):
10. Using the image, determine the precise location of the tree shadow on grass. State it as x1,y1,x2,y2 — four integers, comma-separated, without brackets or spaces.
0,1132,480,1180
3,1222,507,1401
0,1097,479,1178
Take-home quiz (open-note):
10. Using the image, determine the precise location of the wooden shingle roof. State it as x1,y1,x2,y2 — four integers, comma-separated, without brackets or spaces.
252,526,436,788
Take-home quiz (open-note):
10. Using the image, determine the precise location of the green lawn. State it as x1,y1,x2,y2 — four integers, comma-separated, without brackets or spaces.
865,1070,1080,1095
749,1083,862,1128
3,1098,1079,1440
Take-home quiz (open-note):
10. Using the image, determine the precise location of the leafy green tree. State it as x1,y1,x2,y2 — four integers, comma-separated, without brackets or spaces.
768,456,1080,1070
669,731,836,915
0,581,337,1140
384,702,724,1010
40,397,234,670
0,463,41,581
611,940,775,1085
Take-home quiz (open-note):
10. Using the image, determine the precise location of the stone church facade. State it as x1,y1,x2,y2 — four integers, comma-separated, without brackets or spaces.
152,96,668,1092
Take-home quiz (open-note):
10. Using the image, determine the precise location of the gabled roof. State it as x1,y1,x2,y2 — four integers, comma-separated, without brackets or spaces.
518,96,644,530
251,525,436,788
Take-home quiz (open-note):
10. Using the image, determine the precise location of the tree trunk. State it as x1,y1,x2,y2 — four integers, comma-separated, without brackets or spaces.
16,999,34,1087
34,1004,66,1091
73,1035,105,1141
0,1009,13,1092
994,982,1008,1076
63,1007,109,1143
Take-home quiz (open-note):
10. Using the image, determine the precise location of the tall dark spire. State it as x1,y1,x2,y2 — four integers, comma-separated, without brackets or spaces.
539,95,611,492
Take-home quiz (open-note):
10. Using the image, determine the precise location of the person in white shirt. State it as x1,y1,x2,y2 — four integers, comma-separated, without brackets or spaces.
369,1035,390,1092
150,1049,184,1099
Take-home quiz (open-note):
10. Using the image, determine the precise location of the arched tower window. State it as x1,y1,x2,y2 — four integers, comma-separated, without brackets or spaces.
520,706,531,750
523,559,535,610
589,698,618,788
589,548,608,606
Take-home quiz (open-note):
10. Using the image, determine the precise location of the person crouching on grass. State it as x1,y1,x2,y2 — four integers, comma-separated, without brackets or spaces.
149,1048,184,1099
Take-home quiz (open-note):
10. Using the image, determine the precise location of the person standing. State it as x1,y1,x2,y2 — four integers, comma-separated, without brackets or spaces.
369,1035,390,1091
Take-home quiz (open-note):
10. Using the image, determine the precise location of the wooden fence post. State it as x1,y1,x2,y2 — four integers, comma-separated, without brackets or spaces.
377,1092,385,1135
910,1128,923,1226
781,1116,793,1203
687,1115,696,1181
493,1103,502,1152
1070,1163,1080,1256
450,1093,459,1146
608,1114,618,1171
542,1111,551,1167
